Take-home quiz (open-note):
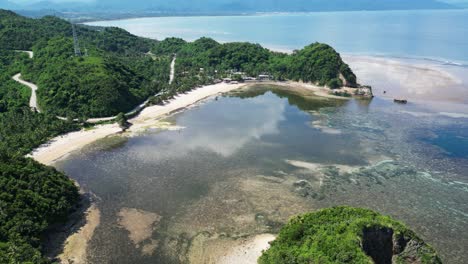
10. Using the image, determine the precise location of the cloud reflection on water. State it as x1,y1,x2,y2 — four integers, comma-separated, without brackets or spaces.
130,93,287,159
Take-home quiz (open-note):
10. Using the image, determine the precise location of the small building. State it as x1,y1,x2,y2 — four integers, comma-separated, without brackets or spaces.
243,76,257,81
258,74,271,81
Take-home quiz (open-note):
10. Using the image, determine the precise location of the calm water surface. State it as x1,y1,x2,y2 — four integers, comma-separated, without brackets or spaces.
57,85,468,263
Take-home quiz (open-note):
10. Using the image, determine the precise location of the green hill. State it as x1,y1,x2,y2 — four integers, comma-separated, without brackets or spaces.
260,206,442,264
153,37,358,92
0,9,169,118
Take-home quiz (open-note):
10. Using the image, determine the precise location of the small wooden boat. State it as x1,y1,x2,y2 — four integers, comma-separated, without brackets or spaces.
394,99,408,104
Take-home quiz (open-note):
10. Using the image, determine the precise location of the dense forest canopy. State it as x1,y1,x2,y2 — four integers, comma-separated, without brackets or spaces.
0,154,79,264
0,49,80,263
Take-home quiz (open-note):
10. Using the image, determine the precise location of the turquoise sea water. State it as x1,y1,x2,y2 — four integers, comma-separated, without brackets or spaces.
87,9,468,64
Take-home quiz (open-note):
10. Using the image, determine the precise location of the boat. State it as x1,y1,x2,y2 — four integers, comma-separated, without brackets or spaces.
394,99,408,104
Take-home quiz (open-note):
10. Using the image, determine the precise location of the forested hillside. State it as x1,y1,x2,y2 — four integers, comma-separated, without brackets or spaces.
1,9,170,118
152,37,358,92
0,49,80,264
0,154,79,264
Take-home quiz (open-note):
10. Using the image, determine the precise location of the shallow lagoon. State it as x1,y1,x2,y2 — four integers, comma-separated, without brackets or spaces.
56,84,468,263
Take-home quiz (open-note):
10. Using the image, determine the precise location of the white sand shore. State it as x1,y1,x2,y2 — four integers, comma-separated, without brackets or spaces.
218,234,276,264
275,81,355,100
30,82,245,165
128,82,246,132
30,124,123,165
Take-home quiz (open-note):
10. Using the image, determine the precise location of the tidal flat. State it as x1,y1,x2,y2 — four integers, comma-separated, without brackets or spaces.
55,85,468,263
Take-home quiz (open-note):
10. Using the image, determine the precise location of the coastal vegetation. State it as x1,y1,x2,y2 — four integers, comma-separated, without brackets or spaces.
0,26,80,264
0,155,79,264
259,206,442,264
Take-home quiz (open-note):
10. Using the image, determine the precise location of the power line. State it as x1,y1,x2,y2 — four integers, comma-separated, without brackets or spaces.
72,23,82,57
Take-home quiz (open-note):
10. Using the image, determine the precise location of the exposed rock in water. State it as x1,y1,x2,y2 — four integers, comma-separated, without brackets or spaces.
117,207,162,256
293,180,321,199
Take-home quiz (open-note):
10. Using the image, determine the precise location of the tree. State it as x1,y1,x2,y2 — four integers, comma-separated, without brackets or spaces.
327,78,343,89
116,112,129,129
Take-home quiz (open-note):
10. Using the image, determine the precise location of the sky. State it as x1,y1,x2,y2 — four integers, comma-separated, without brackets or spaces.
10,0,95,3
4,0,468,10
8,0,468,3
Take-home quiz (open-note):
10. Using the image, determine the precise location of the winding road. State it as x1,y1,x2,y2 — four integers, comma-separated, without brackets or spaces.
13,73,41,113
12,51,177,123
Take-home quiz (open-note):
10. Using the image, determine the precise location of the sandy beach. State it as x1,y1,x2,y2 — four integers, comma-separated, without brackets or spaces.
30,82,246,166
218,234,276,264
29,124,123,166
266,81,357,100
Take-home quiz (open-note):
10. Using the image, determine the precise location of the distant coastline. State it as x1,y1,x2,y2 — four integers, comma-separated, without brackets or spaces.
13,8,465,23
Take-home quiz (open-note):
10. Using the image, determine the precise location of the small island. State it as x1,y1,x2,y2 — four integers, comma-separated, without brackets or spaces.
260,206,441,264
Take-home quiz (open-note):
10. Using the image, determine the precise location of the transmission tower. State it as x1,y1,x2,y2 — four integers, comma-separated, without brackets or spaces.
72,23,82,57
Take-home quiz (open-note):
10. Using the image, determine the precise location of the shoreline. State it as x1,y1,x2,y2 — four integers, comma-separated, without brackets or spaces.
30,80,362,166
29,53,468,167
30,80,357,166
30,82,246,166
82,9,466,24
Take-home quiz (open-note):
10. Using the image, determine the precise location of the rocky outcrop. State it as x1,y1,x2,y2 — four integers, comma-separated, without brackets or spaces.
362,227,394,264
